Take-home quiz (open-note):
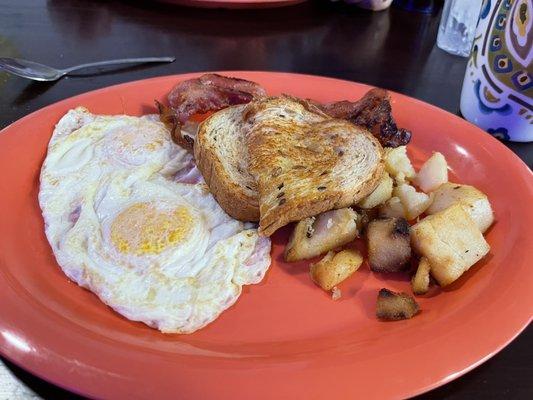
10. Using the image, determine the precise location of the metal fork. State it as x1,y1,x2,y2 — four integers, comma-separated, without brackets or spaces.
0,57,175,81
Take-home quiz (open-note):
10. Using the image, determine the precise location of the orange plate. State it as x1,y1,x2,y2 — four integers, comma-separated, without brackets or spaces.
0,72,532,400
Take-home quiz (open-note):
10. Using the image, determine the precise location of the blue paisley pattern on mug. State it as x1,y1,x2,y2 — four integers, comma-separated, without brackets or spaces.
460,0,533,142
482,0,531,110
474,80,513,114
481,0,492,18
488,126,511,140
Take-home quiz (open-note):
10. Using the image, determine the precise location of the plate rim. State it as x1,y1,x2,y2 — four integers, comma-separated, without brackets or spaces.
0,71,532,400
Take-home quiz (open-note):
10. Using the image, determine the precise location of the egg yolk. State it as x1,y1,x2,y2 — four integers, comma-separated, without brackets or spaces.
111,202,192,255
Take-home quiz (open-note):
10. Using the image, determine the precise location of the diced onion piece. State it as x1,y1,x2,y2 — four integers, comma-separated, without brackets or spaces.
394,183,433,220
415,152,448,192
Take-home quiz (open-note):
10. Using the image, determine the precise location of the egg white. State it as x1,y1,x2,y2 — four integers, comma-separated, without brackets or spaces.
39,108,271,333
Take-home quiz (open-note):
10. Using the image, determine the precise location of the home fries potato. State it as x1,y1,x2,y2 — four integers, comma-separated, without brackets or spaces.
286,143,494,319
310,249,363,292
411,204,490,286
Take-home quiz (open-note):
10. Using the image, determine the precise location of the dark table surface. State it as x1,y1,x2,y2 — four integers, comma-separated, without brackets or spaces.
0,0,531,399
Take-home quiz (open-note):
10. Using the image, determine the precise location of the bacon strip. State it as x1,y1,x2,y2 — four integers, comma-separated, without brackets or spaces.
169,73,267,121
159,74,267,150
322,88,411,148
160,74,410,150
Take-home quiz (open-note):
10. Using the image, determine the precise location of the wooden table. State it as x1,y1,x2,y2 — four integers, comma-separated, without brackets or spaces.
0,0,531,399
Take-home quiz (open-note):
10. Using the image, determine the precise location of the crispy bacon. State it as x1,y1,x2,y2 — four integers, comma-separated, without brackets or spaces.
169,74,267,122
322,88,411,148
160,74,410,150
160,74,266,149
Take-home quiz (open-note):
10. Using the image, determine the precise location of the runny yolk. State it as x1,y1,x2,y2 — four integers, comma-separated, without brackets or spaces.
110,202,192,255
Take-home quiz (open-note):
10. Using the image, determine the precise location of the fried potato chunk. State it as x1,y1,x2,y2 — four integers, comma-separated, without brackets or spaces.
427,182,494,233
411,257,431,295
310,249,363,291
411,204,490,286
384,146,416,180
285,208,359,262
358,172,394,209
376,288,419,320
367,217,411,272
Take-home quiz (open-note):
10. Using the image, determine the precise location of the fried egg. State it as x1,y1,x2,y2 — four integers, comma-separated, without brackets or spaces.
39,107,271,333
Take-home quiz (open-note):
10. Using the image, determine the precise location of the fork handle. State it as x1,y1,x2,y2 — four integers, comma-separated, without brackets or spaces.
61,57,175,73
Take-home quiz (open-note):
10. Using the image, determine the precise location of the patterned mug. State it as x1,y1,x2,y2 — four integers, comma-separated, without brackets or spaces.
460,0,532,142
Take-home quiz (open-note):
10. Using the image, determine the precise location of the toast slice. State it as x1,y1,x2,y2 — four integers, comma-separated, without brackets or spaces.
245,96,384,236
194,104,260,221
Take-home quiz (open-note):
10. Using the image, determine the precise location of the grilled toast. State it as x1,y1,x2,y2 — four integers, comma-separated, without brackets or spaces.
194,104,259,221
245,96,384,236
195,96,384,235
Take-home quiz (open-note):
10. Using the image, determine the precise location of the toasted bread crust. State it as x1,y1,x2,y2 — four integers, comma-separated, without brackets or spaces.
194,106,260,221
194,142,260,221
